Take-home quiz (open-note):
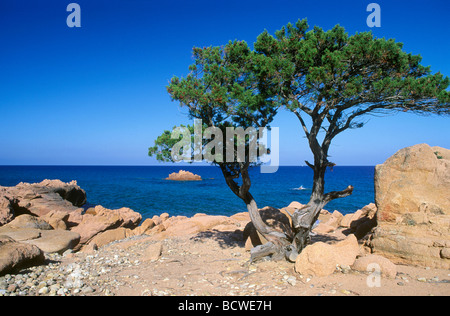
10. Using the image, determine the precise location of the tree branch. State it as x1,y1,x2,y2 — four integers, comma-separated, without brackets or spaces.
292,109,310,138
323,185,354,203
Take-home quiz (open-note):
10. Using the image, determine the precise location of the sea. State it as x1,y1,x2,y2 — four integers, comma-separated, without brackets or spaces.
0,166,375,220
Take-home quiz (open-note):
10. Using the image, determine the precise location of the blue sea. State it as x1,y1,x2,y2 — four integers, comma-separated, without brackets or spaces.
0,166,374,220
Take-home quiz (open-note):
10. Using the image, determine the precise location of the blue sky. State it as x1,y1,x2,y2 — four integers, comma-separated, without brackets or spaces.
0,0,449,166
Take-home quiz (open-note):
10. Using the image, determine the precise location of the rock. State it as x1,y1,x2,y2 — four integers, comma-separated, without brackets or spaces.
4,215,52,231
295,234,359,277
375,144,450,222
352,254,397,278
71,205,142,247
338,204,378,240
441,248,450,259
341,214,355,228
0,180,87,219
341,204,376,228
86,227,132,249
38,286,49,295
326,211,344,229
371,144,450,269
0,236,45,276
40,210,70,230
166,170,202,181
0,196,15,226
312,223,336,234
143,242,163,261
160,213,170,221
83,219,155,252
0,226,81,254
132,219,156,235
23,230,81,254
160,214,234,238
0,228,41,242
41,179,87,207
312,210,344,234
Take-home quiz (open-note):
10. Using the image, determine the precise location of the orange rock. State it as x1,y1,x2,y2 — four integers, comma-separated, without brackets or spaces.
295,234,359,277
166,170,202,181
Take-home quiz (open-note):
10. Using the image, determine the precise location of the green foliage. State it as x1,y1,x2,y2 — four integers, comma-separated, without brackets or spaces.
255,19,450,140
148,125,195,163
166,41,280,129
151,40,280,172
251,18,450,175
151,19,450,171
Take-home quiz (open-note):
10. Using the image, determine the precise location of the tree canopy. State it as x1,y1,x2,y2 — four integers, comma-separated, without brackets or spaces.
150,19,450,262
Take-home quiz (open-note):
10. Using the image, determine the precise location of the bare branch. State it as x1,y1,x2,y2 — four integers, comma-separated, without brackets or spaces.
323,185,354,203
305,160,314,170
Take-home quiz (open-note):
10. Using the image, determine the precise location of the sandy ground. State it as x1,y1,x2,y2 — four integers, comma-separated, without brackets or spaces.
62,231,450,297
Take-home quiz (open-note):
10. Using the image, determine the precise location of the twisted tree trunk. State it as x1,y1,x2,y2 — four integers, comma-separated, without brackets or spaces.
219,163,291,262
289,150,354,260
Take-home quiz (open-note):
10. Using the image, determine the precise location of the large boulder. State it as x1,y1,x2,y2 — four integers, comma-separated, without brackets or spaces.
0,215,81,254
352,254,397,278
0,236,45,276
71,205,142,247
370,144,450,269
295,234,360,277
0,180,87,222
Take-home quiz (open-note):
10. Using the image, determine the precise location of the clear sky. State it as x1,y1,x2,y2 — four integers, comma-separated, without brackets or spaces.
0,0,449,166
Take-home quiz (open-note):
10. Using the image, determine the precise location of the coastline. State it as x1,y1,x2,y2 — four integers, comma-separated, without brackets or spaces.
1,210,449,296
0,165,376,219
1,144,449,297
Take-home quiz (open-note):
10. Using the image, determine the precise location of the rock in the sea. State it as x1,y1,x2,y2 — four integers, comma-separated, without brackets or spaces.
166,170,202,181
0,236,45,276
370,144,450,269
295,234,359,277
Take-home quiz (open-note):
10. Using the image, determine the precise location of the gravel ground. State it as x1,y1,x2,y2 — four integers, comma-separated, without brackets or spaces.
1,234,449,296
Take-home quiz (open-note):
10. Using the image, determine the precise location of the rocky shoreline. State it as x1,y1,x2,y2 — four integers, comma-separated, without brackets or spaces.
0,144,449,296
0,184,449,296
1,229,449,297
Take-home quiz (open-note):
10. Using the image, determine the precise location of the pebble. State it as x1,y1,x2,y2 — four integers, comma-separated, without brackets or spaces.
0,249,125,296
283,275,297,286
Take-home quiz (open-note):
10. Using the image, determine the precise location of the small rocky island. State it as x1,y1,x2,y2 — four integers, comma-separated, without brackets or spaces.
165,170,202,181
